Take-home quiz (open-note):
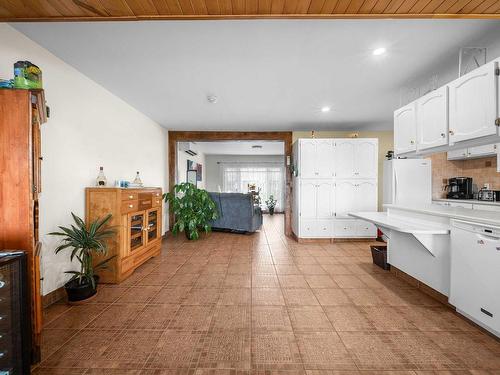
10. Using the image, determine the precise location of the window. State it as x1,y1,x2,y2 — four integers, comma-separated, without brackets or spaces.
221,162,285,212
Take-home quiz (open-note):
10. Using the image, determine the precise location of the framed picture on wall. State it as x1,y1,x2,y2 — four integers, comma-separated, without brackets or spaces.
187,170,197,186
187,160,203,182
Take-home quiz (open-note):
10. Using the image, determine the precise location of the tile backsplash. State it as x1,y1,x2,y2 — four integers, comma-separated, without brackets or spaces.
429,152,500,199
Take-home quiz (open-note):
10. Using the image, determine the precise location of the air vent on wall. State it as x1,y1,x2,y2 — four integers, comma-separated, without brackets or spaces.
179,142,198,156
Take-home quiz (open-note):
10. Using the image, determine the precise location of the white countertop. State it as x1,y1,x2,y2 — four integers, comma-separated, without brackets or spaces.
386,203,500,226
349,212,450,235
433,198,500,207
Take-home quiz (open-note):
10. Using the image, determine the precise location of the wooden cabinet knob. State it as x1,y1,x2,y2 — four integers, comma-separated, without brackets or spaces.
129,195,134,199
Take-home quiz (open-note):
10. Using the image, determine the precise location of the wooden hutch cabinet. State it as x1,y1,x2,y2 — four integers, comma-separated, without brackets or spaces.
0,89,46,362
85,187,163,283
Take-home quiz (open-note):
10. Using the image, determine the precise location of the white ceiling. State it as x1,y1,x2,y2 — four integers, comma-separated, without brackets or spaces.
185,141,284,155
12,20,500,131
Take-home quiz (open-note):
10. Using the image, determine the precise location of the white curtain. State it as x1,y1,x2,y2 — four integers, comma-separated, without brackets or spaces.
221,162,285,212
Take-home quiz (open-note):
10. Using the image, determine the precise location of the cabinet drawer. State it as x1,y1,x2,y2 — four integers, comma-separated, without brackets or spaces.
121,200,138,213
152,197,162,207
122,192,138,201
356,221,377,237
300,220,317,238
334,220,357,237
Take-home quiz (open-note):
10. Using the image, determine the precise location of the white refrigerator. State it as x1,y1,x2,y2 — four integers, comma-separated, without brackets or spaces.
383,159,432,209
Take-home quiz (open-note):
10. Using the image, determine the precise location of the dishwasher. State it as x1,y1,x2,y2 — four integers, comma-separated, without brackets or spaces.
450,219,500,337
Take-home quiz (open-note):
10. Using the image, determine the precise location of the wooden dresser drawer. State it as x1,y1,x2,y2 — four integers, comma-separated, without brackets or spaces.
122,191,138,201
121,200,138,213
152,197,162,207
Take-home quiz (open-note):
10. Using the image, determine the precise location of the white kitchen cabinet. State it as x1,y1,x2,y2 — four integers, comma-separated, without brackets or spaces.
447,143,497,160
355,140,378,179
473,204,500,212
394,102,417,155
335,139,355,178
417,86,448,151
299,139,334,178
447,202,473,209
335,180,377,218
334,139,378,179
448,60,499,144
299,181,317,219
335,180,356,218
293,138,378,239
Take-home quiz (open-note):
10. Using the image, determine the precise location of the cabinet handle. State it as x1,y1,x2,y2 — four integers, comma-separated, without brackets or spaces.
128,204,133,208
129,195,134,199
440,133,445,138
477,239,485,245
410,140,415,145
449,130,455,135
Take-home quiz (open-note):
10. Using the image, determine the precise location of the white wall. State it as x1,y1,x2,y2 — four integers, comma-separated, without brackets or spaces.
205,154,285,192
177,144,206,189
0,24,168,295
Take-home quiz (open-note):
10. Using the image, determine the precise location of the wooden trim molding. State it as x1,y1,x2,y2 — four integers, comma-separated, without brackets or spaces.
168,131,293,237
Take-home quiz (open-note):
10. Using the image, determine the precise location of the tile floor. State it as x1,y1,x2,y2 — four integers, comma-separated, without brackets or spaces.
36,215,500,374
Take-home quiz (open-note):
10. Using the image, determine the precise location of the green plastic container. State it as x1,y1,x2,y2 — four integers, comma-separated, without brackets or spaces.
14,61,43,89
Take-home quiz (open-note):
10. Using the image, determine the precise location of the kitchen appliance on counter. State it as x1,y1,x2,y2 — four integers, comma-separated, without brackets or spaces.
445,177,473,199
0,251,31,375
478,188,500,201
383,159,432,208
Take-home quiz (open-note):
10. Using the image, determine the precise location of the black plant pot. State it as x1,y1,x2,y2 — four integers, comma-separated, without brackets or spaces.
269,207,275,215
64,275,99,303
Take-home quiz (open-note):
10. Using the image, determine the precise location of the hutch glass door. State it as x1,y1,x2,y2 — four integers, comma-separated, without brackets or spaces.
146,208,159,244
129,212,145,252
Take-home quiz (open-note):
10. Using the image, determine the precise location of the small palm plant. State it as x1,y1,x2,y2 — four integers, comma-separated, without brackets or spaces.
50,213,116,302
164,182,218,240
265,195,277,215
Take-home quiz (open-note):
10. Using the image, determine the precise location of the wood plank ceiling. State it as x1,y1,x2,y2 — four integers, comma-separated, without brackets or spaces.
1,0,500,20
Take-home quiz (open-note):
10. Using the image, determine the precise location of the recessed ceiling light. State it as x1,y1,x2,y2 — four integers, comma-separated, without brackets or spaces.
373,47,386,56
321,106,331,113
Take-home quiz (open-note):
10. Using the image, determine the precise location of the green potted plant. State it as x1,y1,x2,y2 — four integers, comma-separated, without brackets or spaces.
265,195,277,215
49,213,116,303
164,182,218,240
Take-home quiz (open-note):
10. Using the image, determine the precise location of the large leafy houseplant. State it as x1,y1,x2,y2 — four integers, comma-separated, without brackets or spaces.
49,213,116,302
164,182,218,240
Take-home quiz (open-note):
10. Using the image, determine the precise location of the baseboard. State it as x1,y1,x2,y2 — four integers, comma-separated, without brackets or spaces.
291,231,376,244
42,286,65,308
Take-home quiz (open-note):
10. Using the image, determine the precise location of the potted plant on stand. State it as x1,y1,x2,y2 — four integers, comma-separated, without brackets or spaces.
265,195,277,215
164,182,218,240
50,213,115,303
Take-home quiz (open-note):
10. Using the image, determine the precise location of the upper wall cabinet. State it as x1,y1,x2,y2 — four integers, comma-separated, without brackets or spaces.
394,102,417,155
417,86,448,151
448,60,499,144
299,139,334,178
335,139,378,179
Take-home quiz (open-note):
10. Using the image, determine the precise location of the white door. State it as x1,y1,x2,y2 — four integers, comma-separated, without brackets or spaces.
417,86,449,151
316,139,334,178
335,140,355,178
316,181,334,219
355,181,377,212
300,181,317,219
468,144,497,158
355,140,377,179
449,61,498,144
300,140,317,178
394,102,417,155
335,181,356,218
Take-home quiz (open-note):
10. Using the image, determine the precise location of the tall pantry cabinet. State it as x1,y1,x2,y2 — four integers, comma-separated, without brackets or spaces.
0,89,46,362
292,138,378,240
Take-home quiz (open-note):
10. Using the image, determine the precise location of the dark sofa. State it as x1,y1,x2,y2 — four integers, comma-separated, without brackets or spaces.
208,192,263,233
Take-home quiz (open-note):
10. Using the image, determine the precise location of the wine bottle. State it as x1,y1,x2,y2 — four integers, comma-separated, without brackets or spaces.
96,167,107,187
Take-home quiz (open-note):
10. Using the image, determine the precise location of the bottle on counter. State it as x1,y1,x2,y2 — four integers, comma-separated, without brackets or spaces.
133,171,142,185
96,167,107,187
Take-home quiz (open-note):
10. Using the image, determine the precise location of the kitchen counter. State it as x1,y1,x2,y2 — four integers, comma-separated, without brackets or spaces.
385,203,500,226
433,198,500,207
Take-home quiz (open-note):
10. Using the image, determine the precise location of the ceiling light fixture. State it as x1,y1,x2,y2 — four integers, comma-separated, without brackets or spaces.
321,106,331,113
207,95,218,103
373,47,386,56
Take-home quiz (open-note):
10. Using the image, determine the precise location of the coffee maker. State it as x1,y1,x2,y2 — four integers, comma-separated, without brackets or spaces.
446,177,473,199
